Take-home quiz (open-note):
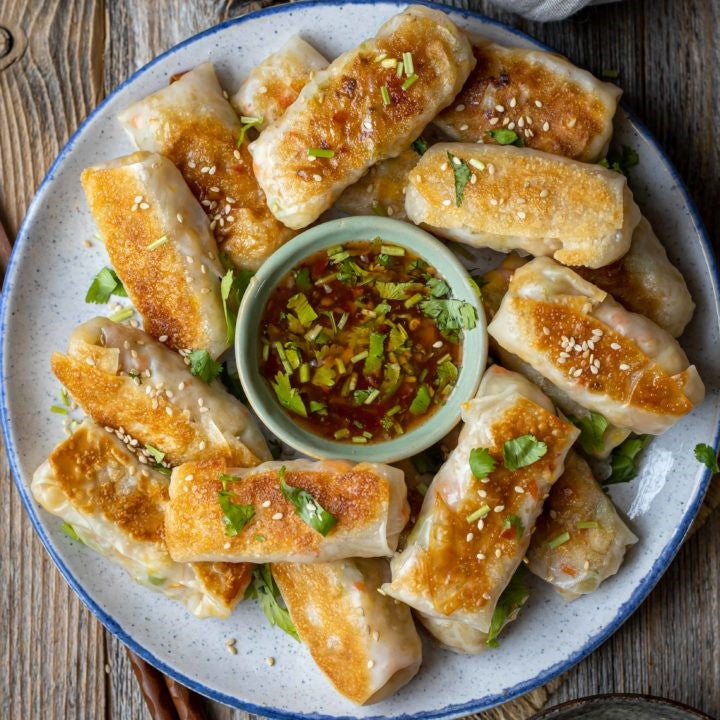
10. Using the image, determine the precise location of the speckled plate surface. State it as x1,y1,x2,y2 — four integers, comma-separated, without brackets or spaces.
1,2,719,718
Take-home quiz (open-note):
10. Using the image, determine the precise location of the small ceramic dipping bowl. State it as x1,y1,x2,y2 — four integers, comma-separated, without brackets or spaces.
236,215,487,463
530,694,714,720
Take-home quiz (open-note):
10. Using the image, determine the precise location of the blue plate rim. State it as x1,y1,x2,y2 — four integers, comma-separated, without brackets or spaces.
1,1,718,719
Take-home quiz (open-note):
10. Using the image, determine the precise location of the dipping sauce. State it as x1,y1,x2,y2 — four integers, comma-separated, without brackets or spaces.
259,239,477,444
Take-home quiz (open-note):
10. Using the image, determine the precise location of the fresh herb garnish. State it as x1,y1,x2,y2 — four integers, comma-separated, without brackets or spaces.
694,443,720,473
221,268,254,344
246,565,299,640
295,267,312,292
436,360,458,391
381,85,391,106
409,384,431,415
402,73,419,91
419,298,478,335
548,531,571,549
147,235,169,251
61,522,81,542
467,504,491,523
571,412,609,455
598,145,639,176
469,447,496,480
85,267,127,304
447,151,471,206
427,277,450,298
217,473,255,537
145,445,165,464
411,137,428,155
486,129,523,147
364,332,385,374
287,293,318,328
307,147,335,158
271,372,307,417
577,521,599,530
279,465,337,536
187,349,222,383
237,116,263,146
376,281,415,300
606,434,651,484
486,569,529,648
503,514,525,539
503,434,547,471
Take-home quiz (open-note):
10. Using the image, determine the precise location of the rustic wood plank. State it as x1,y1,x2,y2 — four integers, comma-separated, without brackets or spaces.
1,1,718,719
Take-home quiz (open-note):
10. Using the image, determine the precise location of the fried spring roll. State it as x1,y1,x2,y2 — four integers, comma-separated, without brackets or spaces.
51,318,269,467
164,459,409,563
32,421,251,618
118,62,295,270
487,257,705,435
434,41,621,162
232,35,329,127
81,151,228,358
382,365,578,633
249,5,475,229
405,142,640,268
527,451,637,599
272,559,422,704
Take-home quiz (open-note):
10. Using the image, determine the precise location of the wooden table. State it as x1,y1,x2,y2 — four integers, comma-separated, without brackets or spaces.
1,1,718,718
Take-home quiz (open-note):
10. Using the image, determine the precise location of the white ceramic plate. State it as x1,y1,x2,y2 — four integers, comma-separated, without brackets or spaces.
2,2,719,718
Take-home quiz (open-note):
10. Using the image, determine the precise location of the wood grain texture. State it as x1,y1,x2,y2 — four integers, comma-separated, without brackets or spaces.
0,1,718,719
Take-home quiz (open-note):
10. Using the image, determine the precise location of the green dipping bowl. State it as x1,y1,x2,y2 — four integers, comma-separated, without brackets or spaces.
236,216,487,463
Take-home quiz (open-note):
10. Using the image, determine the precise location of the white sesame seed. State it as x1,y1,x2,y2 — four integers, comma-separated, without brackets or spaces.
508,122,515,130
518,117,525,128
313,174,322,182
201,166,209,174
470,174,477,184
199,440,206,450
165,406,173,416
568,117,577,128
489,117,499,125
542,121,550,132
459,124,469,131
199,406,209,413
440,162,448,171
490,198,498,206
494,505,505,513
272,512,283,520
478,489,487,498
226,215,234,223
186,255,194,264
477,519,485,531
134,195,143,203
455,104,465,112
573,368,583,377
442,199,452,206
588,340,595,350
466,532,474,542
495,104,505,112
583,560,590,570
482,591,492,600
233,149,241,160
488,163,495,175
502,116,510,126
611,342,621,350
495,548,502,558
594,359,601,367
590,365,599,374
535,100,543,107
367,660,375,669
619,363,630,371
223,541,231,549
509,97,517,108
209,166,216,175
131,204,138,212
258,85,268,94
514,485,524,493
593,328,603,336
452,156,461,166
543,326,550,335
210,186,220,193
517,210,526,220
477,553,485,560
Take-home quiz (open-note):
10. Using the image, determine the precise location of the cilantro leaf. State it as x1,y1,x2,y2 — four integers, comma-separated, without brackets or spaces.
427,277,450,298
598,145,639,176
606,434,651,484
694,443,720,473
436,360,458,391
447,151,471,206
221,268,255,345
145,444,165,464
486,569,529,648
188,349,222,383
295,267,312,292
217,491,255,536
503,434,548,471
364,332,385,375
503,514,525,539
271,372,307,417
411,137,428,155
469,447,496,479
376,281,416,300
287,292,318,328
387,324,408,352
309,400,327,415
311,365,336,387
571,412,609,455
419,299,478,335
85,267,127,303
279,466,337,536
409,384,431,415
486,129,523,146
246,565,299,641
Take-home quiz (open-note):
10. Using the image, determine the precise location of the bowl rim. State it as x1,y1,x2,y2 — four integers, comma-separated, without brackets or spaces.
235,215,487,463
529,693,714,720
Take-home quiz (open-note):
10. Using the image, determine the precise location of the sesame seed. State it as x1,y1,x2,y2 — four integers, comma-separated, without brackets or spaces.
139,202,149,210
459,124,469,131
619,363,630,371
131,204,138,212
535,99,543,107
502,116,510,126
209,166,216,175
266,656,276,666
583,560,590,570
470,174,477,184
543,326,550,335
223,541,230,549
478,489,487,498
313,174,322,182
210,186,220,193
272,512,283,520
489,117,499,125
508,122,515,130
495,104,505,112
494,505,504,513
517,211,526,220
262,500,271,508
233,149,241,160
477,553,485,560
568,117,577,128
518,117,525,128
488,164,495,175
594,359,600,367
227,645,237,655
610,342,621,350
367,660,375,669
201,288,211,294
590,365,599,374
186,255,194,264
573,368,582,377
466,532,474,542
201,166,209,174
495,548,502,558
455,104,465,112
588,340,595,350
199,440,206,450
482,591,492,599
452,156,461,166
477,519,485,531
543,121,550,131
259,85,268,94
442,199,452,206
514,485,524,493
593,328,603,336
440,162,448,171
165,406,173,416
199,406,209,413
509,97,517,108
490,198,498,206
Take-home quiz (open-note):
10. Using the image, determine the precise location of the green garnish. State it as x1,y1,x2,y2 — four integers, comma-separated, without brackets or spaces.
364,332,385,375
694,443,720,473
606,434,651,484
376,281,415,300
334,428,350,439
402,52,414,76
503,434,547,471
237,116,263,145
246,565,299,641
466,505,490,523
447,151,471,206
309,400,327,414
436,360,458,391
503,514,525,539
295,267,312,292
279,466,337,536
254,534,266,542
146,235,169,251
601,68,619,79
307,147,335,158
577,521,599,529
571,412,609,455
409,384,431,415
60,388,70,406
50,405,68,415
427,277,450,298
411,137,428,156
469,447,496,480
217,473,255,537
598,145,639,176
108,307,134,323
486,569,529,648
486,129,523,146
381,85,391,106
381,57,398,68
548,531,571,549
271,372,307,417
401,73,419,91
419,298,477,335
311,365,336,387
187,349,222,383
220,268,254,345
380,245,405,257
85,267,127,304
147,575,166,586
287,292,318,328
61,522,81,541
145,445,165,464
396,61,403,77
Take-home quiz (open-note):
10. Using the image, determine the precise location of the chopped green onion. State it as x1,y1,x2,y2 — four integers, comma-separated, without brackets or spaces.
237,116,263,145
307,147,335,158
466,505,490,523
50,405,68,415
108,307,134,323
548,531,571,549
351,350,369,363
404,293,423,309
147,235,169,250
335,357,346,375
60,388,70,406
334,428,350,439
380,245,405,256
577,521,599,530
402,73,419,91
386,405,402,416
381,57,397,68
374,51,387,62
363,388,380,404
403,52,414,76
396,61,403,77
274,341,293,374
381,85,391,106
298,363,311,383
416,482,428,496
352,436,368,444
409,384,431,414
